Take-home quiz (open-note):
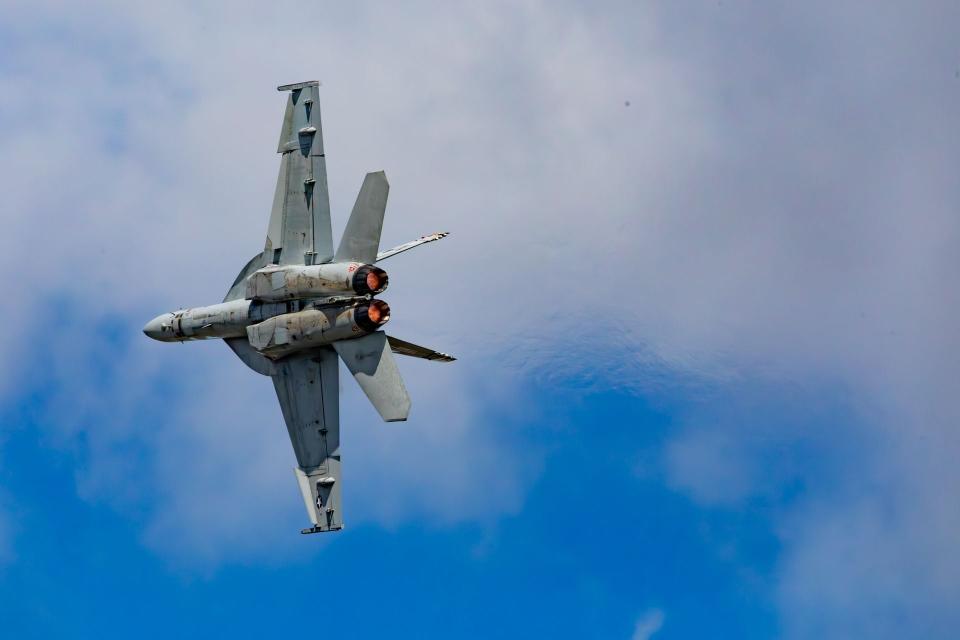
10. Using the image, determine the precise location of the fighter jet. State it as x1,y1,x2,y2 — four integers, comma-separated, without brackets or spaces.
143,81,453,534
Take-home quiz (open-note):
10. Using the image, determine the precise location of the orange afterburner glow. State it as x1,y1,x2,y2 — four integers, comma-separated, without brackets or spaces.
352,265,389,295
366,270,383,292
367,300,390,324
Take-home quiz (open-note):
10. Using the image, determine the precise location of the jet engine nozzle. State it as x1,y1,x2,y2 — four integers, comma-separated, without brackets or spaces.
353,265,388,295
355,299,390,332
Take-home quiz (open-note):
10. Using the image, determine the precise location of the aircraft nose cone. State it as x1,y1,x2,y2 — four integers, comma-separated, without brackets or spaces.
143,313,173,341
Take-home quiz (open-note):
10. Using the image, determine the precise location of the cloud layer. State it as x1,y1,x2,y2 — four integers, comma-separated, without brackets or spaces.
1,1,958,635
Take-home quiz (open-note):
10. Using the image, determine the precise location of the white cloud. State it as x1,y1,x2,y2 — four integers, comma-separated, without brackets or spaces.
632,608,664,640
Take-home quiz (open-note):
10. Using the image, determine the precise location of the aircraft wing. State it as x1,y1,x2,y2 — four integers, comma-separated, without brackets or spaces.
223,81,331,302
264,81,334,267
271,347,343,533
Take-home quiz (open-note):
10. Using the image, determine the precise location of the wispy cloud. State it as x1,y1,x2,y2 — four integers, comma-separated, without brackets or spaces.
632,608,664,640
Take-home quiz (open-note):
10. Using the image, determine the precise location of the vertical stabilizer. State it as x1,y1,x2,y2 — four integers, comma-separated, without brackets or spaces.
335,172,389,264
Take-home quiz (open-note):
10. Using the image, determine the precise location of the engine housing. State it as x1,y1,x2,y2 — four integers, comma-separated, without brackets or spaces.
246,300,391,358
245,263,388,302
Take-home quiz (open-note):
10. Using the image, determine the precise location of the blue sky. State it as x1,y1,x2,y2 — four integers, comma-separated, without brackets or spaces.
1,2,958,638
2,351,782,638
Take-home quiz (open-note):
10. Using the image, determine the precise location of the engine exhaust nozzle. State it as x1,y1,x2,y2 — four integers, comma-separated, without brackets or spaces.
355,299,391,332
353,266,389,295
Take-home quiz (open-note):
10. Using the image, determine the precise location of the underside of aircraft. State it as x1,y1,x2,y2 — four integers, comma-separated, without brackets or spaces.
144,81,453,534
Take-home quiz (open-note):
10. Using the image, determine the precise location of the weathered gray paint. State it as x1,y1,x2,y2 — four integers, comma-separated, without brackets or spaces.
274,349,342,532
245,262,366,301
143,82,453,534
246,306,366,358
266,82,333,266
334,331,411,422
335,171,389,264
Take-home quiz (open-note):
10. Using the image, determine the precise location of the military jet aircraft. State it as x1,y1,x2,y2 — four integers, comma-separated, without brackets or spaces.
143,81,453,534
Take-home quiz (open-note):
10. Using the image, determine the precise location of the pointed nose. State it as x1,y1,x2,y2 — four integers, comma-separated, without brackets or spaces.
143,313,174,341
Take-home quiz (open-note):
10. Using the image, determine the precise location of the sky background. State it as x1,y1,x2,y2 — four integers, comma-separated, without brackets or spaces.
1,2,958,638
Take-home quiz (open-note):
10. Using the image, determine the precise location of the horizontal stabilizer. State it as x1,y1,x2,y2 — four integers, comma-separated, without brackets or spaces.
387,335,456,362
335,172,389,264
376,232,449,263
334,331,410,422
